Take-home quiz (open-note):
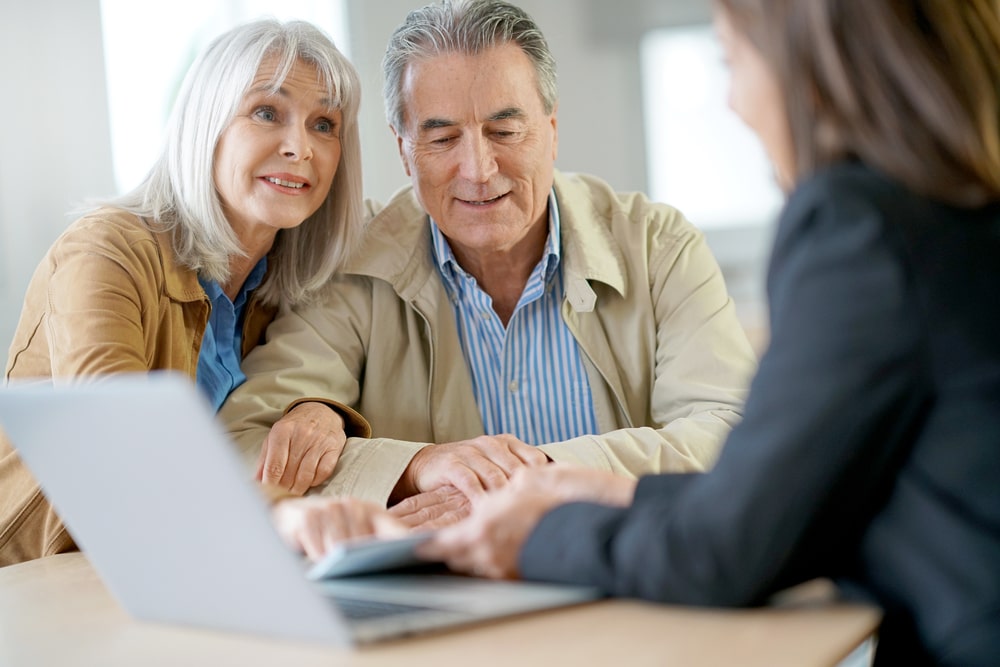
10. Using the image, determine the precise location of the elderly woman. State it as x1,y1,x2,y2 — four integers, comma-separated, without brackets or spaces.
0,19,367,566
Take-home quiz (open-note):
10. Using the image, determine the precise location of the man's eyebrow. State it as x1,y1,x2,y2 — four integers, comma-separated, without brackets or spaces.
417,108,525,132
489,107,525,122
419,117,457,132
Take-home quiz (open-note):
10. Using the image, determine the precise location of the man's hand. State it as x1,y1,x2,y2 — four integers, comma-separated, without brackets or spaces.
388,485,472,531
417,466,637,579
256,402,346,495
271,496,408,561
392,434,549,502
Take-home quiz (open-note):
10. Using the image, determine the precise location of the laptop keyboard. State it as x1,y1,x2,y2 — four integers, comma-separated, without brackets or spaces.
334,597,434,620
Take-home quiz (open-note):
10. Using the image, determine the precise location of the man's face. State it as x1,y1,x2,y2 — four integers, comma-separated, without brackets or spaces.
393,43,558,262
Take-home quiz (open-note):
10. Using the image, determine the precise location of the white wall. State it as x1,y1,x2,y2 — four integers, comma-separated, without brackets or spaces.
0,0,115,371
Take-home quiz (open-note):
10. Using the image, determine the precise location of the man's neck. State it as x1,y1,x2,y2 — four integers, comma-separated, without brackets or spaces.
451,222,548,327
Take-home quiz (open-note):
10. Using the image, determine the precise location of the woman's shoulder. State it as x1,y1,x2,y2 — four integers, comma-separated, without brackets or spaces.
52,207,170,260
784,162,910,221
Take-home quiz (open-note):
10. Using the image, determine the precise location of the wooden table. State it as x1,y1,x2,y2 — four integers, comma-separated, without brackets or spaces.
0,553,880,666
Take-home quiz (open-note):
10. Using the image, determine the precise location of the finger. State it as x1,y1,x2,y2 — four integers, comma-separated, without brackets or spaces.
418,502,470,530
443,465,490,501
311,447,342,489
471,439,528,478
388,486,451,517
278,447,305,494
390,489,468,530
290,444,323,496
501,436,550,467
260,432,291,488
462,456,511,492
254,442,266,481
371,512,410,539
343,499,379,539
299,510,333,561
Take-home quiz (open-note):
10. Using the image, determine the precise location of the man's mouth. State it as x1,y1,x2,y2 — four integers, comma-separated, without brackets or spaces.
460,193,505,206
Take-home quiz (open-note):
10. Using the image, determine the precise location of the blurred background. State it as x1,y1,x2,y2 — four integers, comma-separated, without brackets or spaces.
0,0,780,371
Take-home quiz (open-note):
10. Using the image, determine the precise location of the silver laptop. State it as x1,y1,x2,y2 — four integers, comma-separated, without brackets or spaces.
0,372,599,645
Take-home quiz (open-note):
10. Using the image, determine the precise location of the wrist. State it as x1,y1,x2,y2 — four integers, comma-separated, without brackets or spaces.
259,482,300,506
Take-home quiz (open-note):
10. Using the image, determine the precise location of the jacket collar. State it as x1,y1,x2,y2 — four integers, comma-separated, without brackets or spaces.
152,225,207,304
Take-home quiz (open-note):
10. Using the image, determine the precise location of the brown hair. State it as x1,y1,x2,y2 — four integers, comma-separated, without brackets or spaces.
714,0,1000,207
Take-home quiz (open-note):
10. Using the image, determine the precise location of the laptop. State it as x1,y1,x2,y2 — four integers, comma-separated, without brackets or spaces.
0,372,600,646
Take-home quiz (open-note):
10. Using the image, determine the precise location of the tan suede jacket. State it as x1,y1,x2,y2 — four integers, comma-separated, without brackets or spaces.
221,172,758,504
0,208,276,566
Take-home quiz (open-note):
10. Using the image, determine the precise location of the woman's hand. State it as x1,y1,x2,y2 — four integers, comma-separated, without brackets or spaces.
255,402,346,494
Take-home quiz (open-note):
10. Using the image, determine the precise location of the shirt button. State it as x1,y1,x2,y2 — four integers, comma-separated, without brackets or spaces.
508,380,518,392
480,310,490,320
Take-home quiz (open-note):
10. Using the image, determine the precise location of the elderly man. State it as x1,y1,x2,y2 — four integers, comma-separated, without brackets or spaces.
220,0,756,511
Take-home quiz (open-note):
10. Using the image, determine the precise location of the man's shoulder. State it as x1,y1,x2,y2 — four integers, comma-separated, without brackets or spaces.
345,186,434,287
554,171,701,242
364,184,424,225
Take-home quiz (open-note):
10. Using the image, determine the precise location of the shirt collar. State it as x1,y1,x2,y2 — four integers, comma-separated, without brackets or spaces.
198,255,268,309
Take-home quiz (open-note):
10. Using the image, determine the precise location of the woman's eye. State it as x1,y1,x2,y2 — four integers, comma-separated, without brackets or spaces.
315,118,334,133
254,107,277,122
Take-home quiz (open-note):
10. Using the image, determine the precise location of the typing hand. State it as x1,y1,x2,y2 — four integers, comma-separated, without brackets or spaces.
392,434,549,502
256,402,346,495
271,496,407,562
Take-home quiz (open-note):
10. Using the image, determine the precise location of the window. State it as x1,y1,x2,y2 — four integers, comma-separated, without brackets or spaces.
640,25,781,230
99,0,349,194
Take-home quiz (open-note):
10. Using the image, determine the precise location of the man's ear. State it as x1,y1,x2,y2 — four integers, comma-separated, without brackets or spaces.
549,103,559,161
390,124,412,177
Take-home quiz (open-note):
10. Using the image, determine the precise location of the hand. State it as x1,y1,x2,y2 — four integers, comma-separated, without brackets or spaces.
271,496,408,561
388,485,472,531
416,466,637,579
416,474,563,579
392,434,549,502
256,402,346,495
506,464,638,507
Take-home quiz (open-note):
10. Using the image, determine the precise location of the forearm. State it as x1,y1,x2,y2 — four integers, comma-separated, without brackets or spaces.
314,437,430,505
539,410,739,476
0,442,77,566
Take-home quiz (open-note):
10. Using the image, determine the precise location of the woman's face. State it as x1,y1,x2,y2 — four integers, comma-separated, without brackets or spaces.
214,56,342,250
714,9,795,191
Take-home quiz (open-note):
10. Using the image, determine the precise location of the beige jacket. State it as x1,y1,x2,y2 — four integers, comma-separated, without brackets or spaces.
221,171,757,504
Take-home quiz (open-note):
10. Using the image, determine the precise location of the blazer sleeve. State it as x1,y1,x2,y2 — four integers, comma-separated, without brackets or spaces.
520,180,929,605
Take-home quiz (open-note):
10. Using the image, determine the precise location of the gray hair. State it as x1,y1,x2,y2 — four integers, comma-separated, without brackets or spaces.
107,19,364,306
382,0,558,133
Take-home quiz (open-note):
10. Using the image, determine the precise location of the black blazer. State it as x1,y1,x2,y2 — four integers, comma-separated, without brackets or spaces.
520,162,1000,666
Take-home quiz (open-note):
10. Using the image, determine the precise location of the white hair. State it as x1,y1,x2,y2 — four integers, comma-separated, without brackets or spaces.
106,19,364,305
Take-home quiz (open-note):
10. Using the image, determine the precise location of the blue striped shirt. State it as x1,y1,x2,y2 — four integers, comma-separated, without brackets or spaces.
196,257,267,412
430,192,599,445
